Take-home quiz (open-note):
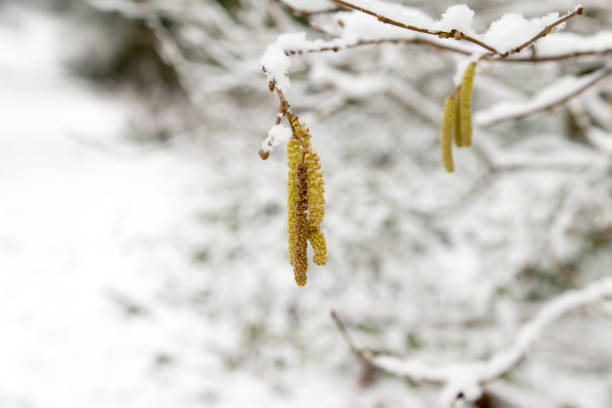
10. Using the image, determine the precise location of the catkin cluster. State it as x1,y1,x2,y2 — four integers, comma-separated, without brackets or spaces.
287,115,327,286
440,62,476,172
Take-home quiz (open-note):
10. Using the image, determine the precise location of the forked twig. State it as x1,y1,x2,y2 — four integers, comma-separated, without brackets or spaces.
504,6,584,57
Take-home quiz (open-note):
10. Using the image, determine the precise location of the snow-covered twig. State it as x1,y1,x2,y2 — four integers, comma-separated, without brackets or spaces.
332,276,612,405
476,64,612,128
500,5,583,57
331,0,502,54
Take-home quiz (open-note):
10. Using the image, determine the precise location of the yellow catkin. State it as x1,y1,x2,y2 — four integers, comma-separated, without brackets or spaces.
287,138,301,266
287,114,328,283
289,115,327,266
440,95,456,173
305,151,325,228
308,227,327,265
293,161,309,286
459,62,476,147
454,86,463,147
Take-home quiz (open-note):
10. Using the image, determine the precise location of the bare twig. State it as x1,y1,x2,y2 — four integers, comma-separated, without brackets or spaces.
284,37,472,56
283,35,612,64
330,311,388,371
494,48,612,62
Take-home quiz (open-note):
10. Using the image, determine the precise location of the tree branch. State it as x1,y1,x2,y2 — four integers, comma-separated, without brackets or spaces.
476,64,612,128
332,276,612,404
331,0,502,55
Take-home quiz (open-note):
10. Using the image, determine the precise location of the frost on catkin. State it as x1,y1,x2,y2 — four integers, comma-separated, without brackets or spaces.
459,62,475,147
440,95,456,173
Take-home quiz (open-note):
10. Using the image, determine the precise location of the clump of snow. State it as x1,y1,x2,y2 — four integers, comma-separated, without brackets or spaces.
260,33,298,93
260,124,292,154
440,373,482,405
335,10,419,43
435,5,476,35
483,12,561,54
260,32,344,93
345,0,435,30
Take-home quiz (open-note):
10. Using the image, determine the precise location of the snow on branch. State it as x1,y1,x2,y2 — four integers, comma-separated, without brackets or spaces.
262,2,590,92
331,1,583,56
332,276,612,405
475,64,612,128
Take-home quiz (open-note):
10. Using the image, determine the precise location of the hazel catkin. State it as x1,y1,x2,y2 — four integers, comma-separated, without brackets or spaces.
287,137,301,266
459,62,476,147
293,161,309,286
440,94,456,173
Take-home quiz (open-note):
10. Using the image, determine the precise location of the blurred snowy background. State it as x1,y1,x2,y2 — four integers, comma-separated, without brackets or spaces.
0,0,611,407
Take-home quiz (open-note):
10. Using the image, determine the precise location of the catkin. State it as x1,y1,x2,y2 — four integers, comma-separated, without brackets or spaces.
287,114,328,284
293,161,309,286
440,95,456,173
287,138,301,266
459,62,476,147
454,87,463,147
308,227,327,265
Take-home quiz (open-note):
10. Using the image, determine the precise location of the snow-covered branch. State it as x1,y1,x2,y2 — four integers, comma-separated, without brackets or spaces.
331,1,583,57
475,64,612,128
260,2,599,94
332,276,612,405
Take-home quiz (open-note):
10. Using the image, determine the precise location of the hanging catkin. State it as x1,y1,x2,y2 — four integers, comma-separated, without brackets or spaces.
293,161,309,286
286,114,327,285
286,137,301,266
459,62,476,147
440,95,456,173
454,87,463,147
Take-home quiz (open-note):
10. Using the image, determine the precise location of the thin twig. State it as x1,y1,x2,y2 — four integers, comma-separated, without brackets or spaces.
283,36,612,64
284,37,472,56
505,6,584,57
331,0,502,55
330,311,380,367
491,48,612,63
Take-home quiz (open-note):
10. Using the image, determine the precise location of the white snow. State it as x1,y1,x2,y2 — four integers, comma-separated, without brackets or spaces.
260,32,345,93
261,2,585,89
261,124,292,154
483,12,562,54
436,5,476,35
